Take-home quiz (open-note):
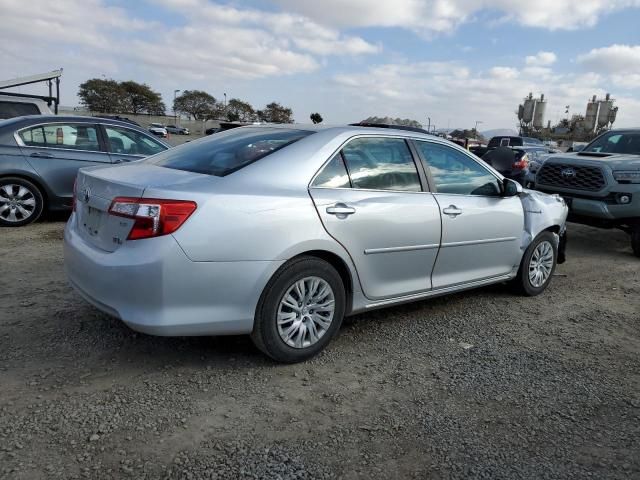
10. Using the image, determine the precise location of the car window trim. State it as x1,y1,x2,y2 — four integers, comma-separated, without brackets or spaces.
308,133,430,193
14,122,107,154
100,124,167,155
411,138,505,197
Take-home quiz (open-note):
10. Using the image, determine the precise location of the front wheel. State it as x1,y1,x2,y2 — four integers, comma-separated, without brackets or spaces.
512,231,557,296
251,256,345,363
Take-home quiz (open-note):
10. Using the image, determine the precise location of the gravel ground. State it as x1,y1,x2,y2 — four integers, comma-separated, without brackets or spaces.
1,219,639,479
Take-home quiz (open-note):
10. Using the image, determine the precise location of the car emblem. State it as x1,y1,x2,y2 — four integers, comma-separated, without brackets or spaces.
561,168,576,178
82,187,91,203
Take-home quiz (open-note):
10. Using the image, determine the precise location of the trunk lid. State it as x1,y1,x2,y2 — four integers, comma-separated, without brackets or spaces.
74,164,212,252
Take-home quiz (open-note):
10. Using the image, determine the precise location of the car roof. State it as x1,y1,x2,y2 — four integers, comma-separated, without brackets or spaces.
238,123,442,141
0,114,152,132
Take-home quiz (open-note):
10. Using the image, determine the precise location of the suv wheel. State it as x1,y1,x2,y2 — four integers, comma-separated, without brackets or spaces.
0,177,44,227
631,226,640,258
251,256,345,363
512,231,557,296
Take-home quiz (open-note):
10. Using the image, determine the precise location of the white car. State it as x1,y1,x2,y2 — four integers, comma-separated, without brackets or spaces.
148,123,168,138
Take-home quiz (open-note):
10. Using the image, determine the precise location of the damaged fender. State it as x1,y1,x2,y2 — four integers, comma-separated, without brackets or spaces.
519,189,569,263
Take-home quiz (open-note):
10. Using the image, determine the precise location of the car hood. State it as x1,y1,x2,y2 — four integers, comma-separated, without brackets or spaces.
546,152,640,170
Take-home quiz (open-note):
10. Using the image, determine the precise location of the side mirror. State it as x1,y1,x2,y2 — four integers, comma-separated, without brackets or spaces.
503,178,523,197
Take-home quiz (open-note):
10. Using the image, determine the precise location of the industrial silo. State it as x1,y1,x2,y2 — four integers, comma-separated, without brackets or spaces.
522,93,536,124
597,93,614,129
584,95,599,132
533,94,546,128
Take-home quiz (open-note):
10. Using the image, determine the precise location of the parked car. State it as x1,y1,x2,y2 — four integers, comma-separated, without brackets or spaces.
64,125,568,362
0,115,169,226
521,146,559,187
0,94,52,119
488,136,543,148
535,129,640,256
166,125,189,135
481,146,531,186
148,123,168,138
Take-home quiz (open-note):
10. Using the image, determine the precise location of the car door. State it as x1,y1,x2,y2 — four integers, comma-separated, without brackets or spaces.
309,136,442,300
16,122,111,202
102,125,168,163
413,140,524,289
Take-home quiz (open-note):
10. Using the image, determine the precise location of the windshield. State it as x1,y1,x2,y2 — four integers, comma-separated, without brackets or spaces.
146,127,314,176
583,132,640,155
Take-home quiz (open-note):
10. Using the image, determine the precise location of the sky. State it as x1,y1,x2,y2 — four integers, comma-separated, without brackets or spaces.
1,0,639,130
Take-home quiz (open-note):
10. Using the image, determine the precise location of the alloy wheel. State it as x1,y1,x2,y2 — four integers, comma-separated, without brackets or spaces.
0,184,37,223
277,276,335,349
528,240,554,288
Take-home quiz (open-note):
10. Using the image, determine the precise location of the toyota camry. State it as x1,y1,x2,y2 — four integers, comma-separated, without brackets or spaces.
64,125,568,363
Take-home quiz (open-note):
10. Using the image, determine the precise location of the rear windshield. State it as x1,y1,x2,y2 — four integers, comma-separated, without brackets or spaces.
582,132,640,155
147,127,314,176
0,101,40,119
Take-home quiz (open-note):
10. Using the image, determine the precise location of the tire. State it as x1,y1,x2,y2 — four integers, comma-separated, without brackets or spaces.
512,231,557,296
631,226,640,258
251,256,346,363
0,177,44,227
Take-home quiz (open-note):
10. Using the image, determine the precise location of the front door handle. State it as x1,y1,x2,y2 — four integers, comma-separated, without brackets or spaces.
30,152,53,158
326,203,356,217
443,205,463,217
113,158,133,164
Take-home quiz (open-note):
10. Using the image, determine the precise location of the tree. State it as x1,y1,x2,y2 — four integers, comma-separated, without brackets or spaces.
226,98,256,122
120,81,165,115
257,102,294,123
310,112,323,124
173,90,221,120
78,78,123,113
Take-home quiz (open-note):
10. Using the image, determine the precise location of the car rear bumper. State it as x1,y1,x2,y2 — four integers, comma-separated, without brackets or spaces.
63,214,284,336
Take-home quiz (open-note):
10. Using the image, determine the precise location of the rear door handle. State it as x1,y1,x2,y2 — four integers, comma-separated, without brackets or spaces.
443,205,463,217
326,203,356,217
30,152,53,158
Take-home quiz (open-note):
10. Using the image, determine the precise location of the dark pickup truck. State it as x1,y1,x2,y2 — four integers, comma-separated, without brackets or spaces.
535,129,640,257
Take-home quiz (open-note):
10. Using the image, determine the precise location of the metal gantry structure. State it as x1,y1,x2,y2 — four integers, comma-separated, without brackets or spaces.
0,69,63,114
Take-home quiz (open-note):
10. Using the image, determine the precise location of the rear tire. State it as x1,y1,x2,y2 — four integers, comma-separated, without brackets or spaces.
0,177,44,227
512,231,557,296
631,226,640,258
251,256,345,363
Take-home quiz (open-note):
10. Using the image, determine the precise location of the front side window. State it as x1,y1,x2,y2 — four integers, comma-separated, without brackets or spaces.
312,154,351,188
147,127,314,176
105,126,166,156
18,124,101,151
341,137,421,192
416,141,501,196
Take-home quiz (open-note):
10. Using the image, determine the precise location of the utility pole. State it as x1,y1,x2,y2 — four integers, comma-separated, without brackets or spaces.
173,89,180,124
427,117,431,132
474,120,483,136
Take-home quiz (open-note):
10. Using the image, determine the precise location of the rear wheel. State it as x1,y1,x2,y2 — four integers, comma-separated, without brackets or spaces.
251,256,345,363
0,177,44,227
631,226,640,258
512,231,557,296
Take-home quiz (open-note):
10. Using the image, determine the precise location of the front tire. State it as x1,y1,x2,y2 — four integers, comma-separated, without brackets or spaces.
0,177,44,227
513,231,557,296
251,256,345,363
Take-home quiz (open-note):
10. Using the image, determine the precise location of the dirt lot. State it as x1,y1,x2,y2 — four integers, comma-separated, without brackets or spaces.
1,220,639,479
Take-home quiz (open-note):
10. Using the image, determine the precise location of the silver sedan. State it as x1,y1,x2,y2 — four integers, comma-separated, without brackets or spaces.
64,125,568,363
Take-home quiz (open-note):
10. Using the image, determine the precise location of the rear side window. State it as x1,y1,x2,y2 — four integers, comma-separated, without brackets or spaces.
312,154,351,188
148,127,313,176
18,124,101,151
341,137,421,192
0,101,40,119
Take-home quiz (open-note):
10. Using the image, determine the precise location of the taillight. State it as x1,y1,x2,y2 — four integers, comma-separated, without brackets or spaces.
108,197,197,240
513,154,529,170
